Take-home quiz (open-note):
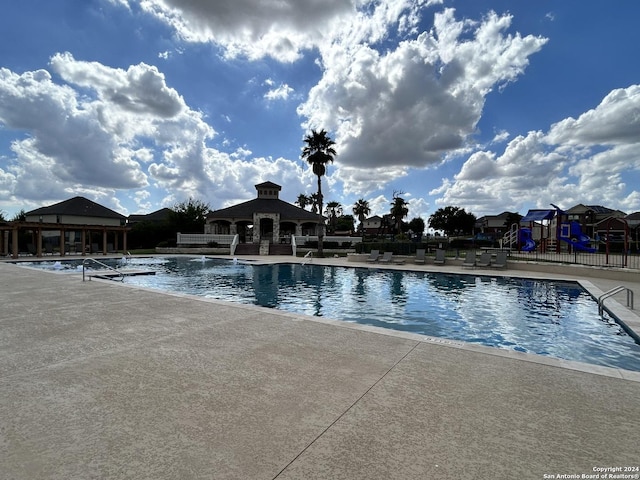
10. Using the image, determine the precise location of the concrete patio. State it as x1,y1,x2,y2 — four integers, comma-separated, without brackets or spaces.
1,257,639,479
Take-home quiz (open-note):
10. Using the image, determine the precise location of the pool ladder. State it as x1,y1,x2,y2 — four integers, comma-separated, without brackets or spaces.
82,258,125,282
598,285,634,316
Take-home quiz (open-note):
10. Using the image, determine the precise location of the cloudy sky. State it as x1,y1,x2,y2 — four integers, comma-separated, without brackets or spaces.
1,0,639,223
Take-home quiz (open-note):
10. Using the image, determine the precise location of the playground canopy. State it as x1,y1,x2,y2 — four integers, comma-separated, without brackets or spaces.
521,210,555,222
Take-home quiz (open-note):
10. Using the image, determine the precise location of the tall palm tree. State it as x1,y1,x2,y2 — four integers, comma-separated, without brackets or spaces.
353,198,371,237
324,201,343,234
302,128,336,257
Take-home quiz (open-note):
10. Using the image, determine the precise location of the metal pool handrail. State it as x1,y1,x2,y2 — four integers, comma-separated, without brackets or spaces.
598,285,634,316
82,258,125,282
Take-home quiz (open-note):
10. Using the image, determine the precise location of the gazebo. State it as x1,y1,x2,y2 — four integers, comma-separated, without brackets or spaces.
206,182,321,251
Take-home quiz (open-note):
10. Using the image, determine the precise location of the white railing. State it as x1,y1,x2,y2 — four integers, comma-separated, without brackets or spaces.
294,235,362,245
176,233,236,245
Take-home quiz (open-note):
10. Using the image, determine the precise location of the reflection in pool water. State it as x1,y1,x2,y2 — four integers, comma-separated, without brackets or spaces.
15,256,640,371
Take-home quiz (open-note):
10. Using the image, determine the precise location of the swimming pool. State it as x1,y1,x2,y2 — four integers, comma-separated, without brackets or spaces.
16,256,640,371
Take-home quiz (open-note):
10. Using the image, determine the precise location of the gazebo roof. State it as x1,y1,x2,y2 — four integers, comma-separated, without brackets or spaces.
207,197,321,222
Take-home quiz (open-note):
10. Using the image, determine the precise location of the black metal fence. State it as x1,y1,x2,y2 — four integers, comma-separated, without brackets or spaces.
508,250,639,269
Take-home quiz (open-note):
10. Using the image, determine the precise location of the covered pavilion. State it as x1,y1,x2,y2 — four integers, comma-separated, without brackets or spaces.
1,196,130,258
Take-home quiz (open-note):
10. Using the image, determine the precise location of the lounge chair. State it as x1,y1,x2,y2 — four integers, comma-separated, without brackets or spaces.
393,256,406,265
476,252,492,267
366,249,380,263
491,251,508,269
378,251,394,264
434,249,446,265
462,251,476,268
414,248,426,264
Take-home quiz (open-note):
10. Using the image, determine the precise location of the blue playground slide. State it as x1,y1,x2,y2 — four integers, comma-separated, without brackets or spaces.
519,228,536,251
559,221,597,253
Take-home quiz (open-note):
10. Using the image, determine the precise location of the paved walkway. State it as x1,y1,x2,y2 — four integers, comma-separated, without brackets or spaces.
1,257,639,480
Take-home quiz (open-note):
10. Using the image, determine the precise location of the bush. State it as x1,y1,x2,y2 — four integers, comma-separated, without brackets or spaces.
207,241,219,247
157,239,176,248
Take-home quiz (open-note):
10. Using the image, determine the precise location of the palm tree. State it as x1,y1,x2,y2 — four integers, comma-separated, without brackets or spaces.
302,128,336,257
296,194,311,210
309,193,319,214
390,194,409,235
324,201,343,234
353,198,371,237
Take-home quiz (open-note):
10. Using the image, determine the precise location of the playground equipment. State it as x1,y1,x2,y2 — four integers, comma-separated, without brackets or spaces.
557,220,597,252
503,206,598,253
519,227,536,251
551,204,597,253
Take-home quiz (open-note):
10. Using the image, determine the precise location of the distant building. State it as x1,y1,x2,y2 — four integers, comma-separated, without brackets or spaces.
475,211,513,237
128,207,173,225
361,215,383,235
25,196,127,226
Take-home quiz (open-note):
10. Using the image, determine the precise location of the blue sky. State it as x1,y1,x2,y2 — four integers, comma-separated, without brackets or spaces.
1,0,639,224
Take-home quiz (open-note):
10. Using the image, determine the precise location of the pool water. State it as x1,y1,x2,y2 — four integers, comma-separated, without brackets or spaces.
17,256,640,371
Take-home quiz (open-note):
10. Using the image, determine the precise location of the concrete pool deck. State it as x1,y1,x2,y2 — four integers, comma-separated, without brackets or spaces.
1,256,640,479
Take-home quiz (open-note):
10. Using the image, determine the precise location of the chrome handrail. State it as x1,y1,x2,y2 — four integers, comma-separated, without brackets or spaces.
598,285,634,316
82,258,125,282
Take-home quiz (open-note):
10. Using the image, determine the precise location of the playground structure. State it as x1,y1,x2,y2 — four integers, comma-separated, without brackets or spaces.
503,205,600,254
502,209,555,253
557,220,597,252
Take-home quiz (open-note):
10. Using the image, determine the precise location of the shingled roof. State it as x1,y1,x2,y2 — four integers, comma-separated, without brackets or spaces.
128,207,173,224
26,196,126,220
208,198,320,222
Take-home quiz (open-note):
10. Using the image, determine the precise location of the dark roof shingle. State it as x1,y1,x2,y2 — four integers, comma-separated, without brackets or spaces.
26,196,126,219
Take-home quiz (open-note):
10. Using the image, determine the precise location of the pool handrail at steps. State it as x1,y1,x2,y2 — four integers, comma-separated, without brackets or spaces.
598,285,634,316
82,257,125,282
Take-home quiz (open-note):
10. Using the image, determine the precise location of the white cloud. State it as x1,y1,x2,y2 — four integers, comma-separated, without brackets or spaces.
431,85,640,216
130,0,354,62
299,7,547,193
264,83,294,101
546,85,640,146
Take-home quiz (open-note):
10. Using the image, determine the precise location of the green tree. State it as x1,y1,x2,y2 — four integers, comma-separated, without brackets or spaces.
324,201,343,234
390,192,409,235
11,210,26,222
335,214,355,233
408,217,425,238
504,212,523,229
301,128,336,257
352,198,371,236
428,206,476,236
169,198,211,234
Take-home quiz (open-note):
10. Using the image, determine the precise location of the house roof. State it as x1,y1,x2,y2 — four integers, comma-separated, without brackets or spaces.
208,198,321,222
26,196,126,220
128,208,173,223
